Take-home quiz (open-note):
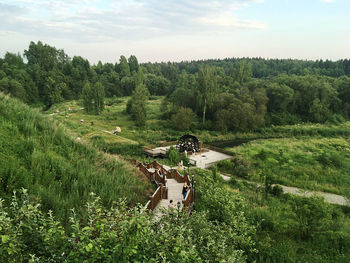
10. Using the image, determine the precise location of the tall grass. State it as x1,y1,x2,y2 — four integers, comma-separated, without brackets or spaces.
222,137,350,195
0,93,151,225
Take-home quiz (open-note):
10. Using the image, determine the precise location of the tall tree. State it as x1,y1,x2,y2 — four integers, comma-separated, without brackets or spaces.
82,81,94,113
93,81,105,115
128,55,139,73
81,81,104,114
119,56,130,78
232,60,252,85
127,83,149,126
197,66,218,125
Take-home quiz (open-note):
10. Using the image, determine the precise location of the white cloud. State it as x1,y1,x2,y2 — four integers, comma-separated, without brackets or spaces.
321,0,334,3
0,0,267,42
196,13,267,29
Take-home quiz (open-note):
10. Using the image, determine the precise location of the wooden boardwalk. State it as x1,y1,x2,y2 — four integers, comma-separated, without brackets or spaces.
136,160,194,216
154,178,184,214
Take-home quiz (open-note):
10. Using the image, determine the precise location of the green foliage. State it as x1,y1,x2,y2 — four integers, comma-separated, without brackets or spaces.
0,94,150,224
108,143,144,158
232,60,252,85
82,81,104,115
2,42,350,130
271,185,283,197
145,74,170,95
128,55,139,73
197,65,218,124
0,190,248,262
118,55,130,78
225,175,350,262
225,137,350,195
217,156,252,179
193,168,257,258
127,83,149,126
316,152,344,167
171,107,196,131
213,90,267,132
166,146,180,165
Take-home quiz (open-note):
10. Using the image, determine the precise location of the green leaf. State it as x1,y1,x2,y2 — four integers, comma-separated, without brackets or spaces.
1,235,10,243
85,243,93,252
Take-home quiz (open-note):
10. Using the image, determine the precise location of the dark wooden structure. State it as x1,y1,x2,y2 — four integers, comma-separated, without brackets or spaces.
176,134,200,153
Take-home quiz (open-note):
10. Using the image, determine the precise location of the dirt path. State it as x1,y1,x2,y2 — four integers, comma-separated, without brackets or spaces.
220,174,349,206
279,185,348,206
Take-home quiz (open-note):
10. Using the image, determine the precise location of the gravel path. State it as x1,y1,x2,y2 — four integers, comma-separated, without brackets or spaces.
220,174,349,206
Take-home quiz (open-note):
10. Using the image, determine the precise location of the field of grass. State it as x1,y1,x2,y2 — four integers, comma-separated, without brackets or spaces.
221,137,350,196
48,97,350,196
0,93,152,225
47,97,179,147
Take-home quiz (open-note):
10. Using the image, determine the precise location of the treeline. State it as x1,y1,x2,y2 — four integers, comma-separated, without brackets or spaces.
1,41,350,130
171,57,350,78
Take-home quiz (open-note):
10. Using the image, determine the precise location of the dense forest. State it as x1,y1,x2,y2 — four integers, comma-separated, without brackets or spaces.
1,41,350,130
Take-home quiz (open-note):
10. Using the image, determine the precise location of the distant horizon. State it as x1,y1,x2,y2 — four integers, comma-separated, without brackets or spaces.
2,41,348,66
1,0,349,64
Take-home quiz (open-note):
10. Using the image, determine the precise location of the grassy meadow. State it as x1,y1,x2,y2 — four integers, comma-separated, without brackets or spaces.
49,96,350,198
220,137,350,196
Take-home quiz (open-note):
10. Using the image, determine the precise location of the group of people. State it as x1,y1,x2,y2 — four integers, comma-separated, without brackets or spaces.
168,181,190,214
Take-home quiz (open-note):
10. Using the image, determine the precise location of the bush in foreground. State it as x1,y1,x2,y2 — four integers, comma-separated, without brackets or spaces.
0,189,248,263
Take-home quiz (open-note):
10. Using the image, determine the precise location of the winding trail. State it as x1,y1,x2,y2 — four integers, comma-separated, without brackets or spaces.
220,174,349,206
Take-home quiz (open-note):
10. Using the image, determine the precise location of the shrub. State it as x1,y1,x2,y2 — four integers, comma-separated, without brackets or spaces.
171,107,196,131
166,146,180,165
0,189,248,262
271,185,283,197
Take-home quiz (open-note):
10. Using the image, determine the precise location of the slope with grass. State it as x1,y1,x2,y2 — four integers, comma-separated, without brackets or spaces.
0,93,152,224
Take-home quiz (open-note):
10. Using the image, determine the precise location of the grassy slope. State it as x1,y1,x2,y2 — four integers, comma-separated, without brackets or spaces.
0,94,152,223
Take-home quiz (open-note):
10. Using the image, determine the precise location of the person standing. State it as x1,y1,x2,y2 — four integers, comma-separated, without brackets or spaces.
182,182,189,199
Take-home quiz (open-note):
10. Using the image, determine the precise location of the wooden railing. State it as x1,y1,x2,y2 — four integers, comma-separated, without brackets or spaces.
138,159,194,211
183,187,194,207
138,161,169,210
146,186,162,210
138,163,153,180
154,169,166,185
167,169,191,185
150,160,168,177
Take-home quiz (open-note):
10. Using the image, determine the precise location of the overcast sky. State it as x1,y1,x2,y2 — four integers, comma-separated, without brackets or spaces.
0,0,349,64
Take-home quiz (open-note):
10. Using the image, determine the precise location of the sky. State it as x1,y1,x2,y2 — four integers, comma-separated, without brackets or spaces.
0,0,349,64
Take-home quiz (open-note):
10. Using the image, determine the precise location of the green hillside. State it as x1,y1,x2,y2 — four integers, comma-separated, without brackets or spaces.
0,93,152,224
